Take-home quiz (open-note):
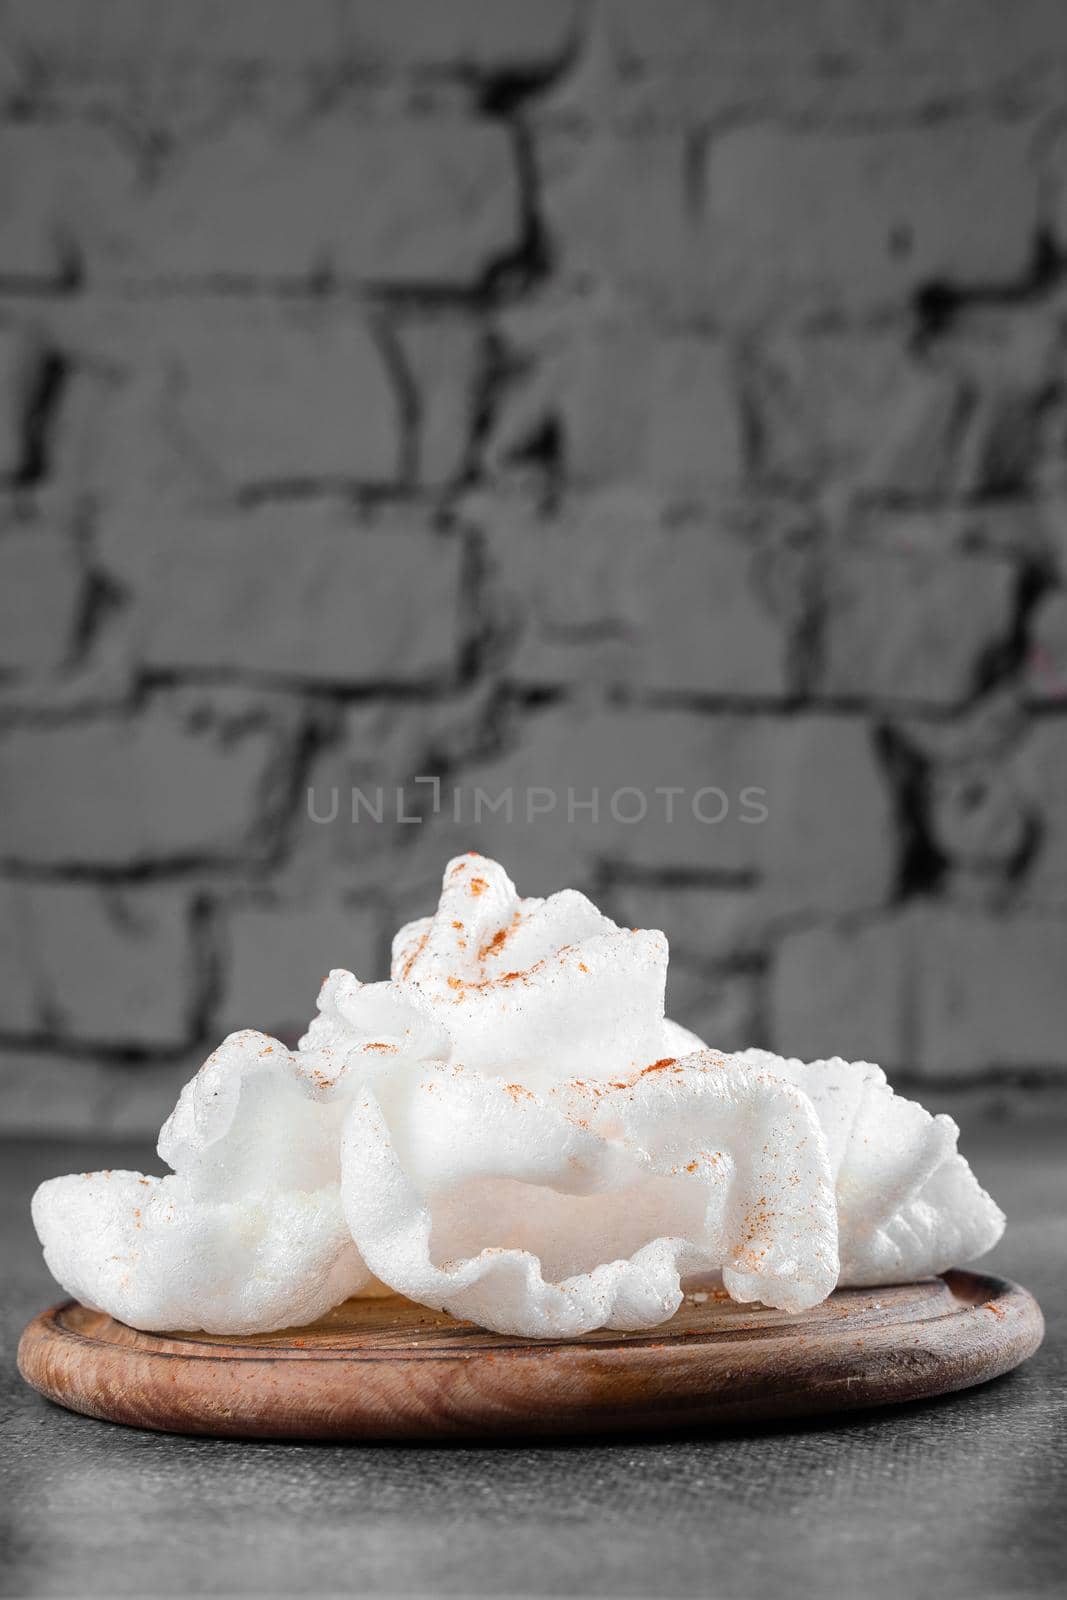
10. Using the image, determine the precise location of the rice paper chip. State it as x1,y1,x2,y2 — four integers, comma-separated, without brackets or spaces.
32,1028,373,1333
340,1050,838,1338
390,854,672,1086
32,1169,364,1335
734,1049,1005,1284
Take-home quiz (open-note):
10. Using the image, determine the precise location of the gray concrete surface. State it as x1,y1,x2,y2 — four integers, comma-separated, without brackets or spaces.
2,1106,1064,1599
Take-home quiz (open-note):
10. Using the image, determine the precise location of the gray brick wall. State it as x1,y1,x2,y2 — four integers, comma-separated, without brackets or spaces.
3,0,1067,1134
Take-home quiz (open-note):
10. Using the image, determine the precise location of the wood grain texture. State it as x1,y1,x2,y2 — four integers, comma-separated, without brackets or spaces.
17,1270,1043,1441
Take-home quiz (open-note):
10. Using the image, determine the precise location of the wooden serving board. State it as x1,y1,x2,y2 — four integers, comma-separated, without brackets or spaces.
18,1270,1042,1442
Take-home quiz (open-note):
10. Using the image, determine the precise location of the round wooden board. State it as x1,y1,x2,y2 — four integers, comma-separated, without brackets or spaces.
18,1270,1042,1442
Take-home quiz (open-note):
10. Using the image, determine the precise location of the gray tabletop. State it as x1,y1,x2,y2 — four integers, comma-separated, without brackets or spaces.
1,1112,1064,1600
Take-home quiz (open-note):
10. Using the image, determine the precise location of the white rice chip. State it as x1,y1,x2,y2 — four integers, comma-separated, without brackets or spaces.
340,1050,838,1338
734,1049,1005,1284
31,1169,364,1335
32,1028,369,1333
390,853,671,1086
159,1028,345,1198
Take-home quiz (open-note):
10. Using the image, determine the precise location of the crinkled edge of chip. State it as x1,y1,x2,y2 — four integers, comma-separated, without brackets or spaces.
734,1048,1005,1282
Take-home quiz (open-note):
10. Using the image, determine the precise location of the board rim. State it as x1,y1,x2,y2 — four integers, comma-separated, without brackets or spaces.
18,1269,1044,1442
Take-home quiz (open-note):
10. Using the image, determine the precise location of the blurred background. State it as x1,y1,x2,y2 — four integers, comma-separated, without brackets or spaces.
2,0,1067,1136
